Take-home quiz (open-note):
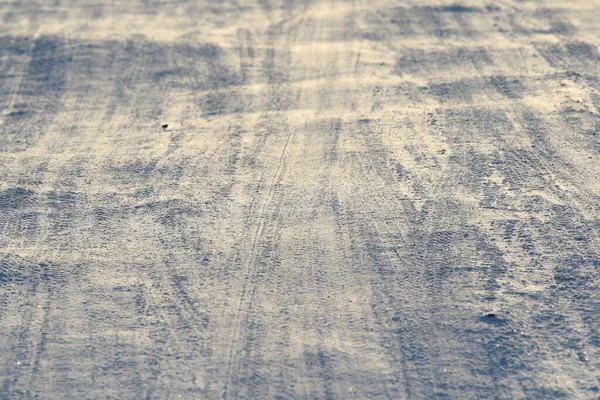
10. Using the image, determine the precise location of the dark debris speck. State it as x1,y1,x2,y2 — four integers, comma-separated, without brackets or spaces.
480,312,507,325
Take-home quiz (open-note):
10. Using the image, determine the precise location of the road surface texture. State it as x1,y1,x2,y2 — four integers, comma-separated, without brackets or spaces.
1,0,600,398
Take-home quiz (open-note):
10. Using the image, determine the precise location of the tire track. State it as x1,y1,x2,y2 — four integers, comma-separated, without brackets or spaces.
223,123,296,398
